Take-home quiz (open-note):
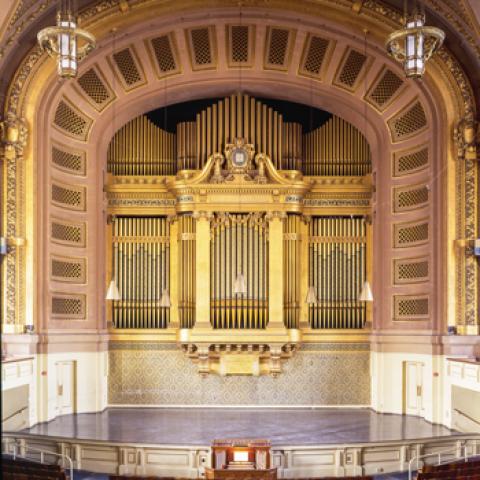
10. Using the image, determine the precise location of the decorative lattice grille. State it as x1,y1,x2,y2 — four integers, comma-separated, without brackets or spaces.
394,257,429,284
53,99,91,139
51,294,86,319
51,256,86,283
394,146,429,176
51,218,85,246
51,182,85,211
266,27,290,67
337,49,367,88
394,221,429,247
394,295,429,320
394,185,429,211
389,101,427,141
368,68,403,109
230,25,249,63
77,67,112,108
190,27,213,65
151,35,177,73
301,35,330,75
112,48,142,86
52,145,85,175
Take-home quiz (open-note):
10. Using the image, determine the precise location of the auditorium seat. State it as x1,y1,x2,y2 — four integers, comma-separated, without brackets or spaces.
421,458,480,474
1,457,68,480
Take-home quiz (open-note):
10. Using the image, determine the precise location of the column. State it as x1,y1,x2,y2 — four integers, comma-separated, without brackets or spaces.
299,216,310,329
1,114,28,334
168,217,179,329
267,212,285,328
194,211,211,328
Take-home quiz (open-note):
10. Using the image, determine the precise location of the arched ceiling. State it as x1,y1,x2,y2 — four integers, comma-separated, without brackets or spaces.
0,0,479,114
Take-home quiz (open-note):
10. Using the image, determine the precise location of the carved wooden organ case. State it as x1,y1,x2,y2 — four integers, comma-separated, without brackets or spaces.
105,93,373,376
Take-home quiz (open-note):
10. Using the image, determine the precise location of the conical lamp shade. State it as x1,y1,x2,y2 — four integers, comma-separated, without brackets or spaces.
106,280,121,300
358,281,373,302
233,273,247,295
160,289,171,308
305,285,318,305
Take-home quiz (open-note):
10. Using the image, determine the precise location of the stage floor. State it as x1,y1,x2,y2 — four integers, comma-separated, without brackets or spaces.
21,408,457,446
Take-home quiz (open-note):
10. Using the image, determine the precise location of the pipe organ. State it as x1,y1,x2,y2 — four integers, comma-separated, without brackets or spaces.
105,93,373,374
112,216,170,328
108,93,370,175
210,213,269,329
178,214,196,329
308,216,367,329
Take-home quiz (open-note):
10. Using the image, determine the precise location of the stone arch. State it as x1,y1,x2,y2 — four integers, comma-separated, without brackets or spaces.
1,0,477,340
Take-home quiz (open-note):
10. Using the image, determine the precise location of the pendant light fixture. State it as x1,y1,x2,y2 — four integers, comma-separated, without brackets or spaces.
233,273,247,296
385,0,444,79
358,281,373,302
305,286,318,305
37,0,96,78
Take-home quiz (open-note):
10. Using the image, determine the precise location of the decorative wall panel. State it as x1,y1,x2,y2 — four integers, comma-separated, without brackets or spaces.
366,67,404,111
51,180,86,211
388,100,427,142
51,144,86,176
298,34,332,79
264,27,295,71
53,98,92,140
108,343,370,405
147,33,181,78
393,184,429,212
50,292,86,320
186,26,217,70
110,46,145,91
76,65,114,111
333,48,368,92
51,217,86,247
394,220,429,248
393,256,429,284
393,295,429,321
227,25,255,67
393,146,429,177
50,255,86,283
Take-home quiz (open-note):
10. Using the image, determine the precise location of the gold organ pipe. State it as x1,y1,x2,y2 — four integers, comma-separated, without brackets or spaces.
225,96,230,146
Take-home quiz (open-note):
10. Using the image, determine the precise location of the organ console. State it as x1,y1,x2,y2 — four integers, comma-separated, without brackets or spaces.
205,439,276,480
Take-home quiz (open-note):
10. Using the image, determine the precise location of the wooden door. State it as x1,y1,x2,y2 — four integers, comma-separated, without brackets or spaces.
56,361,76,415
403,361,424,416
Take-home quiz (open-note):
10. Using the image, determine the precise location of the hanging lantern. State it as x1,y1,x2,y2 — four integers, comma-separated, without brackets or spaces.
233,273,247,296
37,2,95,78
160,289,171,308
358,281,373,302
386,4,444,79
305,286,318,305
106,279,121,301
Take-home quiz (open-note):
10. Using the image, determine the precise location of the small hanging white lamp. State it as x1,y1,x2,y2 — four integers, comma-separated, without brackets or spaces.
358,281,373,302
305,285,318,305
233,273,247,295
160,289,171,308
106,279,121,301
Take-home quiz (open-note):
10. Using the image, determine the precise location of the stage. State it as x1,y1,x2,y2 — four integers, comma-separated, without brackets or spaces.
19,407,456,446
4,407,480,478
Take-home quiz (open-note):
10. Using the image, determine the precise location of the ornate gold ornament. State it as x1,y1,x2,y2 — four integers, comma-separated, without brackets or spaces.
37,1,96,78
385,2,444,78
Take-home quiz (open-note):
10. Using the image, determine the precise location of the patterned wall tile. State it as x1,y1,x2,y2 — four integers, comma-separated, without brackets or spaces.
108,344,370,405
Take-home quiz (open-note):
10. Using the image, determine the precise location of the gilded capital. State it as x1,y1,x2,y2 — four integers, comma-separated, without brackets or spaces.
0,113,28,155
454,117,479,161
